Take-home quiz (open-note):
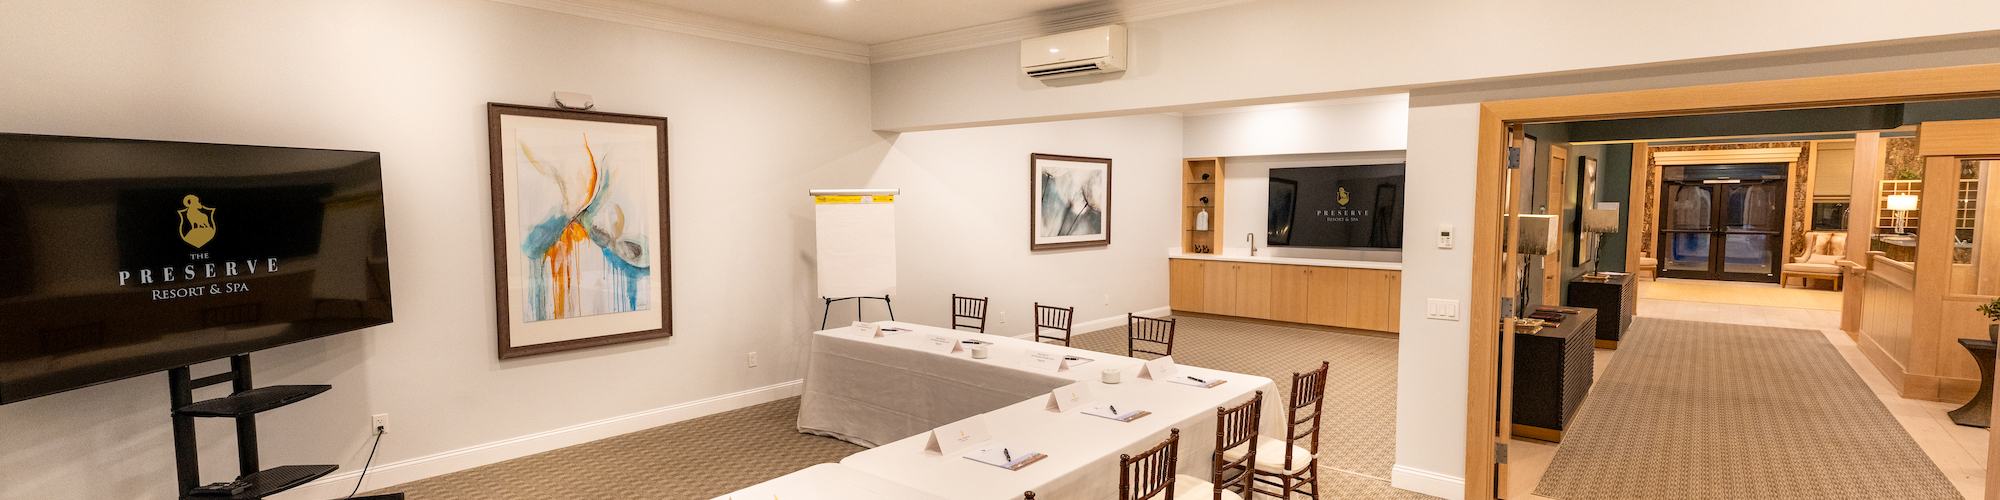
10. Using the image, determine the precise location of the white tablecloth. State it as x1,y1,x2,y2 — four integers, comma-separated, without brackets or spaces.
798,321,1146,447
838,363,1282,500
708,463,946,500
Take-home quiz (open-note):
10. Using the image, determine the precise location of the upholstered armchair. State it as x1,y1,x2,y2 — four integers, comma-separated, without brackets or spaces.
1781,231,1846,290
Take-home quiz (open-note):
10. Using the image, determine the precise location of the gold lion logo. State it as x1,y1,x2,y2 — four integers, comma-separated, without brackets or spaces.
1337,187,1350,206
178,195,217,248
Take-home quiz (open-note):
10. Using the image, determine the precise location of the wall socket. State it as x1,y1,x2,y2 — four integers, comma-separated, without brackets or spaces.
998,312,1006,323
747,352,758,367
371,413,390,434
1103,295,1110,305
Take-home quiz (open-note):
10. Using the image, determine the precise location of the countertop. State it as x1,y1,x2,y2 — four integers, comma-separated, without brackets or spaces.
1167,249,1403,271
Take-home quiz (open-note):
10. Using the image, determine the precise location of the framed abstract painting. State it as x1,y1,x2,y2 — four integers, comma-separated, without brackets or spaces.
1030,153,1113,250
487,103,671,359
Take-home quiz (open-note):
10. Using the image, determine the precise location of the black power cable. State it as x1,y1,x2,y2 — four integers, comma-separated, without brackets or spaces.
346,426,386,499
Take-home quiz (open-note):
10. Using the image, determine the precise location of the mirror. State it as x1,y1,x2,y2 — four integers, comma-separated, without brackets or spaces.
1950,159,1997,295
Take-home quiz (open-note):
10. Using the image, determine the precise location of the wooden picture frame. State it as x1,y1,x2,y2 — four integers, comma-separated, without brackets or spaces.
1030,153,1112,250
488,103,671,359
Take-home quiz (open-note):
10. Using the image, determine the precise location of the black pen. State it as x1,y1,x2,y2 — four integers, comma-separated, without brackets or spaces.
1110,405,1118,414
1003,448,1012,461
1187,376,1207,383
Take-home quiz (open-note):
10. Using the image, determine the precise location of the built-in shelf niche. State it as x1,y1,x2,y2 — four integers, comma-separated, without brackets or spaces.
1183,158,1223,254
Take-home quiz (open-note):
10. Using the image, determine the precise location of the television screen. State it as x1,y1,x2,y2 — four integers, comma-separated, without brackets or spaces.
1267,163,1405,249
0,133,392,404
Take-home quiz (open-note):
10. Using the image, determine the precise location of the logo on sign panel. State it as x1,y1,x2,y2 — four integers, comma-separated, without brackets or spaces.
177,195,218,248
1337,187,1350,206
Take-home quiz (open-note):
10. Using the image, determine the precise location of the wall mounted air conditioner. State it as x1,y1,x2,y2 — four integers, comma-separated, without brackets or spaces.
1021,25,1127,80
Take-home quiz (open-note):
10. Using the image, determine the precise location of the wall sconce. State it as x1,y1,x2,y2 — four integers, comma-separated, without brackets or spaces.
1886,194,1918,234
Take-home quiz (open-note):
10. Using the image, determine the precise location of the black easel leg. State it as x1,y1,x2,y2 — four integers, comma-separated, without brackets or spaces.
883,296,895,321
169,367,200,495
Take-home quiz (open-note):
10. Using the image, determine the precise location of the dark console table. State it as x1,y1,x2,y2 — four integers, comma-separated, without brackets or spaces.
1951,338,1995,428
1512,307,1598,442
1568,273,1635,349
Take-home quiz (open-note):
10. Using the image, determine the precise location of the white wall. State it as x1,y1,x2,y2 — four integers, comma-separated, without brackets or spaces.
0,1,883,498
1183,95,1408,159
838,114,1184,335
871,0,2000,131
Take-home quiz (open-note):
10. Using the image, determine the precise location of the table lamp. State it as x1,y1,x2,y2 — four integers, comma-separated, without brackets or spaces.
1580,208,1622,278
1886,194,1918,234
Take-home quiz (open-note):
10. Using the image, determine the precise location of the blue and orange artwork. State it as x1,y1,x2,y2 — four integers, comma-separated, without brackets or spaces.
515,127,652,322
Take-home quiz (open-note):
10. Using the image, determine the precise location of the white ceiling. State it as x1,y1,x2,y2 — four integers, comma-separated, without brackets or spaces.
631,0,1225,46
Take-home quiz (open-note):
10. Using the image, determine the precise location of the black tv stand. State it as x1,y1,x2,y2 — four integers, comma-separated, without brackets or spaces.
168,354,401,500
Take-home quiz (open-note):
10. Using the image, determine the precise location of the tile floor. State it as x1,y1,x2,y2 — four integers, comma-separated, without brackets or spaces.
1506,278,1987,500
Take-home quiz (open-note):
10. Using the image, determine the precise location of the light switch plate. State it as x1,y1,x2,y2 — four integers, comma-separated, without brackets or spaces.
1426,299,1461,321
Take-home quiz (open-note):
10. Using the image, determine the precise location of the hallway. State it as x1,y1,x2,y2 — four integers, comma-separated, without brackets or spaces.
1508,279,1986,500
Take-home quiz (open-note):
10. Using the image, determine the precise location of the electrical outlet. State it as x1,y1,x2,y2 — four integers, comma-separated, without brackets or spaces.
1103,295,1110,306
998,312,1007,323
371,413,389,434
747,352,758,368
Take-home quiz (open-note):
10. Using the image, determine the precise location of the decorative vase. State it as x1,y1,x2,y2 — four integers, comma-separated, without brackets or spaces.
1195,210,1209,231
1201,173,1210,180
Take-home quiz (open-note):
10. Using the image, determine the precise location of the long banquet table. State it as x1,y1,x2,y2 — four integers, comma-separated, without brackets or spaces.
706,463,946,500
797,321,1150,447
838,360,1280,500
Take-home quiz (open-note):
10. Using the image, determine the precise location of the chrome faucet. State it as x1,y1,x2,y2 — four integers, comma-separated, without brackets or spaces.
1247,233,1257,256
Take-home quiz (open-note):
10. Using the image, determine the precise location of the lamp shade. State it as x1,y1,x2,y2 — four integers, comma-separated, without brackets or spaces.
1517,214,1558,255
1886,194,1919,211
1581,209,1622,233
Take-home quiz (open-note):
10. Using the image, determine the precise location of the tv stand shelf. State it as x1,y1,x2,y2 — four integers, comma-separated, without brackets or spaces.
182,464,339,500
176,385,331,418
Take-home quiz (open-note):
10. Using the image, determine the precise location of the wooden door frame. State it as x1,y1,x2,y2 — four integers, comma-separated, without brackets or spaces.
1464,63,2000,500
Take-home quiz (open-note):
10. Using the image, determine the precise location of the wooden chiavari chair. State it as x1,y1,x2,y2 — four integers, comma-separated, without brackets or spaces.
1211,392,1262,500
951,295,988,333
1126,314,1176,359
1119,429,1181,500
1241,361,1329,500
1024,492,1036,499
1034,303,1075,346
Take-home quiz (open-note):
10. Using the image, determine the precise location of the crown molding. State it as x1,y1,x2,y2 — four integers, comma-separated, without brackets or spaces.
489,0,871,63
1180,94,1411,117
868,0,1257,64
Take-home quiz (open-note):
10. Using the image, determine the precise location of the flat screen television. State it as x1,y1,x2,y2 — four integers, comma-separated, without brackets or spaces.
0,133,392,405
1267,163,1405,249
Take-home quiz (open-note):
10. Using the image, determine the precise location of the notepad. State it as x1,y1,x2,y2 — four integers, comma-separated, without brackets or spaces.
1165,375,1226,388
1081,403,1150,422
964,444,1046,470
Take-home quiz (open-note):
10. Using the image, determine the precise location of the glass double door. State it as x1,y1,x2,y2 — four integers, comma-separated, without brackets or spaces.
1657,179,1788,282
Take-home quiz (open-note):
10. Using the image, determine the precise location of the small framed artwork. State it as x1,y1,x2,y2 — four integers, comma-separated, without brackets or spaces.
1030,153,1112,250
488,103,671,359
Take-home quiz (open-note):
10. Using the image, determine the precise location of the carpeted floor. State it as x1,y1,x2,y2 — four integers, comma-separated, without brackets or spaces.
365,316,1429,499
1532,317,1962,500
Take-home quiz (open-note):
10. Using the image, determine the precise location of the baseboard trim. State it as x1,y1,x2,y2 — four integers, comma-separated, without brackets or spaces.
1010,306,1172,340
276,380,805,499
1390,464,1466,500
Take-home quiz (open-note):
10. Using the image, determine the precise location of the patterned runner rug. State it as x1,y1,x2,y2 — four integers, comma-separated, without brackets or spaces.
1534,318,1960,499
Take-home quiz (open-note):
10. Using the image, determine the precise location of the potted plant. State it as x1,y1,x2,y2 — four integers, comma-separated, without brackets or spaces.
1980,297,2000,343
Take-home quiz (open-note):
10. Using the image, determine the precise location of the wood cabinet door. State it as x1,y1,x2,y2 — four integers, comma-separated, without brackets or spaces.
1235,263,1272,320
1346,270,1396,331
1169,259,1206,313
1203,261,1239,316
1305,267,1348,326
1270,265,1311,323
1384,271,1401,332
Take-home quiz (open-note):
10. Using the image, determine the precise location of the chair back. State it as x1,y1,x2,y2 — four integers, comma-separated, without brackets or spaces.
1127,315,1176,359
1284,362,1330,468
951,295,988,333
1024,492,1036,500
1034,303,1075,346
1213,391,1262,496
1120,428,1181,500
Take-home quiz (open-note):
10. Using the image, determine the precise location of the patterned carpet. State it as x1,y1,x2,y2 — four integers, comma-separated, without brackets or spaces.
366,316,1430,499
1532,318,1962,500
